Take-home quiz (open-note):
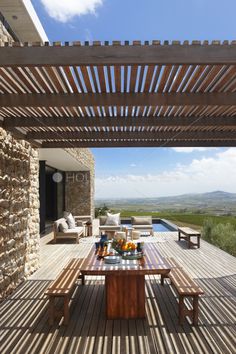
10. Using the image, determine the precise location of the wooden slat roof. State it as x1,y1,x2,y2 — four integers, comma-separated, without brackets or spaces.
1,40,236,148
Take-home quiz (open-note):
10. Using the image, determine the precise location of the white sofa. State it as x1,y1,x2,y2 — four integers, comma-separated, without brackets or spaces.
53,217,85,243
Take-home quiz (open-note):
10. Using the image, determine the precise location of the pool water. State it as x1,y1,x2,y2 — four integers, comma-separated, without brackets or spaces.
121,222,172,232
153,223,172,232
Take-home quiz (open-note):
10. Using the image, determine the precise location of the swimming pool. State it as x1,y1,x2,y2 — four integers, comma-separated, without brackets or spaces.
121,219,177,232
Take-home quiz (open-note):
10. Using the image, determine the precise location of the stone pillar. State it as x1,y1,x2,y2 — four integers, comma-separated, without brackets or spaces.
0,128,40,299
0,13,41,300
0,19,14,45
24,148,40,277
65,171,93,216
64,148,95,217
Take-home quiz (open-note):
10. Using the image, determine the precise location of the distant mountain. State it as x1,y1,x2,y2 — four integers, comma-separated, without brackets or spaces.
201,191,236,199
95,191,236,214
153,191,236,203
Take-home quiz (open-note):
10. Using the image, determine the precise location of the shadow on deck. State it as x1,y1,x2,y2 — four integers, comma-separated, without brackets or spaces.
0,232,235,354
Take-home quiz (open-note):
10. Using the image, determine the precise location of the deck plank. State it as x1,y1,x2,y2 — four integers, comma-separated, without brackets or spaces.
0,231,235,354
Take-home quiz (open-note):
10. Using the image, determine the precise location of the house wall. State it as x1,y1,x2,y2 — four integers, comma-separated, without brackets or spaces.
65,149,95,217
0,18,40,300
65,171,92,216
0,18,14,45
0,128,40,300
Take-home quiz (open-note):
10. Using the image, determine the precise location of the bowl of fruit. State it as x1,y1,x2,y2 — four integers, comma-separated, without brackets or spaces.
112,239,136,254
112,239,143,259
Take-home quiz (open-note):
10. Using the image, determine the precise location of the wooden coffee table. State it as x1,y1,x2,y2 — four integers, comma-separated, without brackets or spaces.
80,243,170,319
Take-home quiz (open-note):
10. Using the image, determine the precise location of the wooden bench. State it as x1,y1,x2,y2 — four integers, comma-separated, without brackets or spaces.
161,257,204,325
178,227,201,248
45,258,84,325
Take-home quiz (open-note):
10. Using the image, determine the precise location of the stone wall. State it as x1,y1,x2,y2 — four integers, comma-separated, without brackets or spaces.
65,148,95,217
0,128,40,300
25,148,40,276
65,148,94,171
65,171,92,216
0,15,40,301
0,20,14,45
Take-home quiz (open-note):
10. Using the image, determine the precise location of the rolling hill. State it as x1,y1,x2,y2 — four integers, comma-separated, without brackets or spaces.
95,191,236,214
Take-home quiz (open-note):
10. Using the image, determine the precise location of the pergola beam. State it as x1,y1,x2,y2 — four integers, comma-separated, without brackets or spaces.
1,44,236,66
26,130,236,141
1,42,236,148
3,116,236,128
1,92,236,107
41,140,236,148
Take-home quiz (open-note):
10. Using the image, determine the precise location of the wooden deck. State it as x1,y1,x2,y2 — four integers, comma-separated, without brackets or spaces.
1,231,235,354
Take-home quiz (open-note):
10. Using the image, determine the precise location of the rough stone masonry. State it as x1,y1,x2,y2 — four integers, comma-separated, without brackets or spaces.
0,128,40,299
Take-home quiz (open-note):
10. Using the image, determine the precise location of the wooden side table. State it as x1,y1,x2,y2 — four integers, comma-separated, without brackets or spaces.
85,223,93,237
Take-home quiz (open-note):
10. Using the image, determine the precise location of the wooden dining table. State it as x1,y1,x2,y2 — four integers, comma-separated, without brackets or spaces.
80,243,171,319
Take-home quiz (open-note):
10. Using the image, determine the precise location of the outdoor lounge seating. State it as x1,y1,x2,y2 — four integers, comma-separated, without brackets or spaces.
98,213,121,237
53,215,86,243
131,216,154,236
161,257,204,325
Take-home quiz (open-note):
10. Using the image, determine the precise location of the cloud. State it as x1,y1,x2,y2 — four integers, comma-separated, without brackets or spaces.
40,0,103,22
130,163,137,167
95,148,236,198
172,147,216,153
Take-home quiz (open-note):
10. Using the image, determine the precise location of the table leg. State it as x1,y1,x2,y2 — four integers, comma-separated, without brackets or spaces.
179,295,185,325
105,274,145,319
63,295,69,325
188,236,191,248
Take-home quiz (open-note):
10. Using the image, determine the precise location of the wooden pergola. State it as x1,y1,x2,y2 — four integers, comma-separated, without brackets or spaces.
1,40,236,148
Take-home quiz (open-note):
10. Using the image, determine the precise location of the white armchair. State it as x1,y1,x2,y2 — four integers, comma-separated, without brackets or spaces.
131,216,154,236
98,214,121,238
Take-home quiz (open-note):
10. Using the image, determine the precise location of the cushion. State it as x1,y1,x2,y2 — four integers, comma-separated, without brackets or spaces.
99,225,121,230
105,212,120,226
54,218,67,232
114,231,126,240
131,231,140,239
99,215,108,226
58,220,69,233
131,216,152,225
66,213,76,229
63,211,70,218
63,226,83,234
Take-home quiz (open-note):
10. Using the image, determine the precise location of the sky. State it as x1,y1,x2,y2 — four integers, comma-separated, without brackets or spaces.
32,0,236,199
